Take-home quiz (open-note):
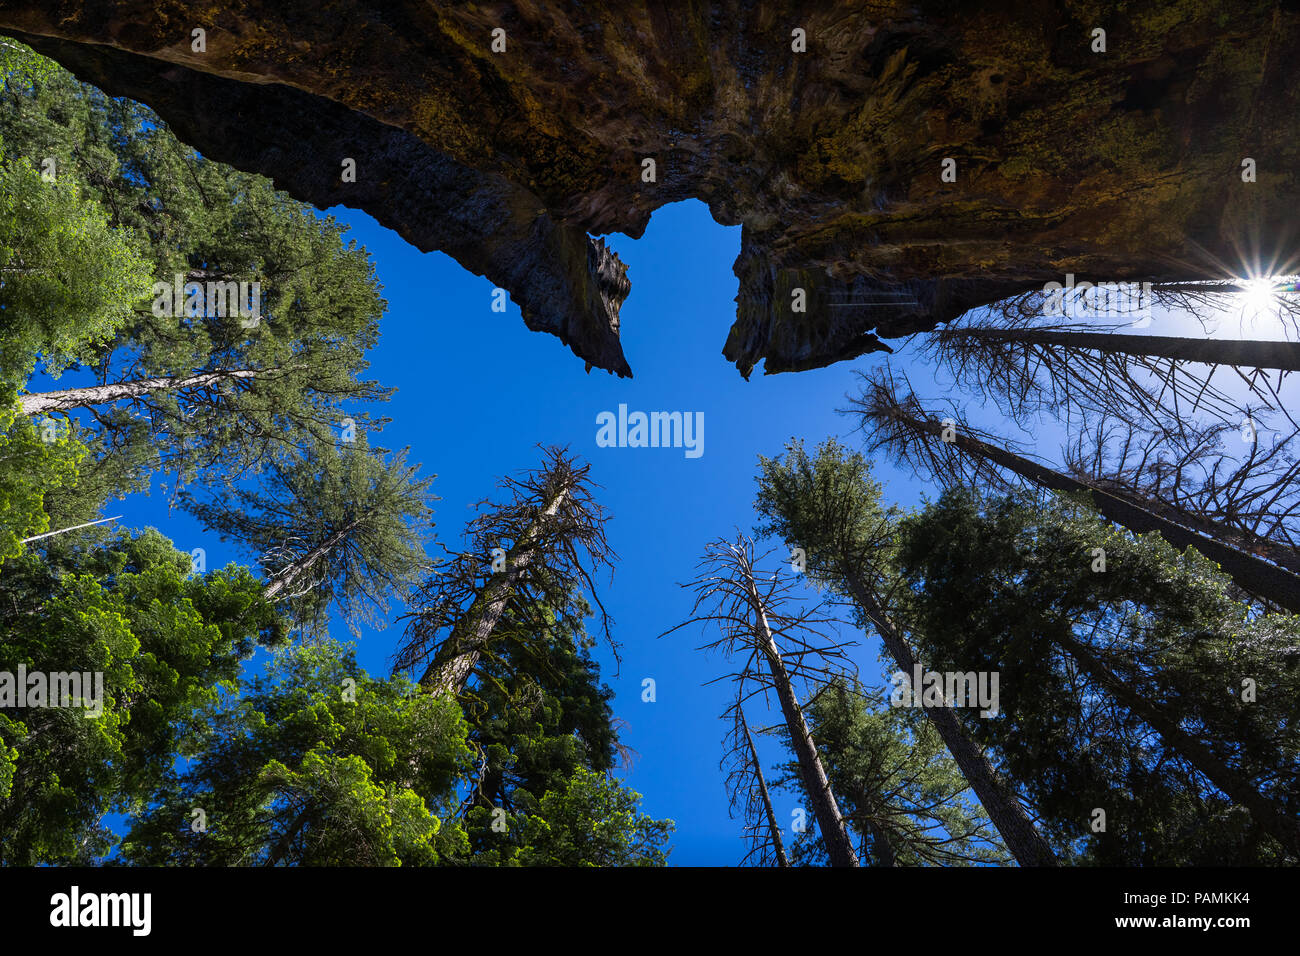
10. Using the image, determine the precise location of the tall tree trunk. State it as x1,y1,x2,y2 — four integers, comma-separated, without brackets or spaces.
739,706,789,867
892,411,1300,613
741,569,859,867
939,327,1300,372
18,365,302,415
842,575,1058,867
419,482,572,696
1097,482,1300,574
1055,631,1300,856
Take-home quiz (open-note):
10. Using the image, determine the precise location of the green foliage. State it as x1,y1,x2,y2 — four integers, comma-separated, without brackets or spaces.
0,44,391,497
120,641,471,866
0,145,151,386
0,528,286,864
755,437,902,605
773,678,1011,867
896,488,1300,864
0,386,87,563
182,433,434,636
513,767,672,867
443,592,672,866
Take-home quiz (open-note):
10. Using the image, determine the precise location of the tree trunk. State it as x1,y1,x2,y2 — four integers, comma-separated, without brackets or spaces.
739,707,789,867
1053,631,1300,855
20,515,121,544
941,327,1300,372
866,817,897,867
18,366,292,415
263,517,365,601
1096,482,1300,574
742,570,859,867
263,805,311,867
419,483,572,696
898,413,1300,613
842,575,1058,867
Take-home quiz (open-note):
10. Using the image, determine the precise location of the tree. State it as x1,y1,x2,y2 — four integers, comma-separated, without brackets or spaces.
395,447,616,698
0,143,151,388
896,488,1300,863
753,438,1057,866
180,433,434,636
119,641,472,866
771,678,1011,867
0,50,391,500
853,368,1300,613
0,527,286,864
509,767,672,867
670,535,860,867
0,385,86,563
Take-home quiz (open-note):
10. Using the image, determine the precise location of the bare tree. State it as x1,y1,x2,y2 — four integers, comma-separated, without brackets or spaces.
721,695,789,867
666,535,860,867
851,368,1300,613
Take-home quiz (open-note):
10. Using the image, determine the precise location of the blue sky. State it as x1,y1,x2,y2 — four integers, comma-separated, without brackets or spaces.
51,191,1294,865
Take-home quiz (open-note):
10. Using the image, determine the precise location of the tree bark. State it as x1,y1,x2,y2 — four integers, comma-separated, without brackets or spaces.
18,366,293,415
842,575,1058,867
942,327,1300,372
866,817,897,867
418,483,571,697
742,569,859,867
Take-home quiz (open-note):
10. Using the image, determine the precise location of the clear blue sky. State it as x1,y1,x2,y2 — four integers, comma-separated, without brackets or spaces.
75,194,1287,865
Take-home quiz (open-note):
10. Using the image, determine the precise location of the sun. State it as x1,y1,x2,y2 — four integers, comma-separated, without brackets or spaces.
1240,277,1277,313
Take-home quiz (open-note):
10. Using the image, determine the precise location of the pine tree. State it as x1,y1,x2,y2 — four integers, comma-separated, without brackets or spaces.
0,48,391,498
119,641,472,866
181,433,434,636
753,438,1057,866
896,489,1300,863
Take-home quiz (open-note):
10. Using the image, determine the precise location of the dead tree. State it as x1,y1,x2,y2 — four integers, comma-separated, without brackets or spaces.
393,446,617,698
666,535,860,867
852,368,1300,614
1065,418,1300,574
926,313,1295,434
721,695,790,867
